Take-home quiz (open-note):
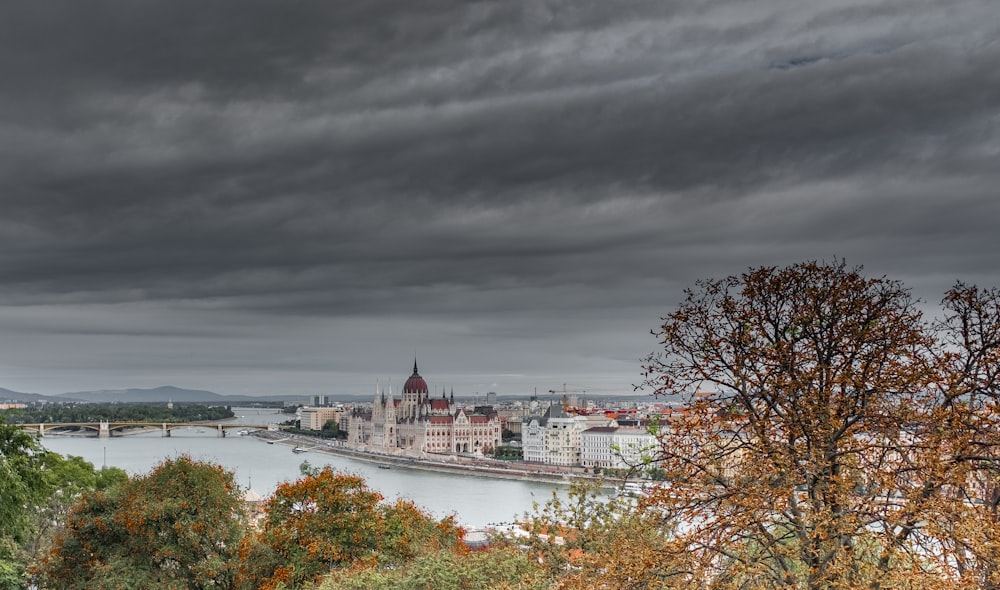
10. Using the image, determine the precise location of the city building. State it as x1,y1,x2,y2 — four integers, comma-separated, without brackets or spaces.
300,406,344,431
348,361,502,456
581,426,661,470
521,403,590,466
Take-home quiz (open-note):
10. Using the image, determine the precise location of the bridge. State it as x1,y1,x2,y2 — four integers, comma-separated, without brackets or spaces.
18,421,277,438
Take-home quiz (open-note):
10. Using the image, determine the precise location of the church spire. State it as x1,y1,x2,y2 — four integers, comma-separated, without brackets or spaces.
413,357,419,375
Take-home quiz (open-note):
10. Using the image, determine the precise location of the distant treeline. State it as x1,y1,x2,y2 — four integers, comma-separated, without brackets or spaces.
3,403,235,424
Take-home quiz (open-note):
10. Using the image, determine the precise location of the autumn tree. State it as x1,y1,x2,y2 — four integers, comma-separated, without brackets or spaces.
519,479,696,590
40,455,246,590
921,282,1000,588
378,498,465,566
641,260,1000,589
238,465,464,590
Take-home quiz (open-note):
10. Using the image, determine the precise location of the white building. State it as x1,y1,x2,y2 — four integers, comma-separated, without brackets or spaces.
521,403,589,466
581,426,661,470
522,415,547,463
581,426,618,468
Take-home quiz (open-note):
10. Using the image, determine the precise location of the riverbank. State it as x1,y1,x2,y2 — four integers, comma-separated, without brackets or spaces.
251,430,617,488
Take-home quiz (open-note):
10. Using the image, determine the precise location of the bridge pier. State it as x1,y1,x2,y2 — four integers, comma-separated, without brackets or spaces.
99,421,110,438
38,424,45,438
217,424,226,438
162,423,171,437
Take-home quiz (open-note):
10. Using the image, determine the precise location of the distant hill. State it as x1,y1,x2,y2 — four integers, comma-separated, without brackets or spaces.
0,386,308,404
0,387,77,403
53,386,310,404
56,386,227,403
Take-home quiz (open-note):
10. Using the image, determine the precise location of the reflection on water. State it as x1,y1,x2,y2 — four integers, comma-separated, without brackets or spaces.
39,408,562,527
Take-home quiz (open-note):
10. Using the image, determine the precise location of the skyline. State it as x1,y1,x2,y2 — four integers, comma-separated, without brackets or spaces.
2,1,999,397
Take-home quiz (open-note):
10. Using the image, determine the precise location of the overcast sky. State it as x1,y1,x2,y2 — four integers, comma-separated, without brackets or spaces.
1,0,998,397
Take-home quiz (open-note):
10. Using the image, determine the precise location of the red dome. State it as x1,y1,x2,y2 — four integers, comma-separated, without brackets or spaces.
403,360,428,395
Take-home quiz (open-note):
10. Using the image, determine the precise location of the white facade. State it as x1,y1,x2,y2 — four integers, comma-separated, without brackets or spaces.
581,427,660,469
611,428,660,469
581,427,617,468
544,414,589,466
521,404,589,466
522,418,546,463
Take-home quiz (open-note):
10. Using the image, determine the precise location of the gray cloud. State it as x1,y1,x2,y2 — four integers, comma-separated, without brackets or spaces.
1,0,998,395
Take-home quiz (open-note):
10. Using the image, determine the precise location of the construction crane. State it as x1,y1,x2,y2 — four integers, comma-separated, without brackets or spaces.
547,383,592,396
547,384,602,413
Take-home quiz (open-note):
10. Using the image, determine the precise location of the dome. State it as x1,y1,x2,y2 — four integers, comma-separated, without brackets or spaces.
402,360,429,395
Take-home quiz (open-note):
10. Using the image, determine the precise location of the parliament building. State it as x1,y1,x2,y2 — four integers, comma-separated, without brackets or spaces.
348,361,502,456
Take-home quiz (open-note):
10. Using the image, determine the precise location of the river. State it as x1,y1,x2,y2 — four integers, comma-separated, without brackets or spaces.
38,408,564,528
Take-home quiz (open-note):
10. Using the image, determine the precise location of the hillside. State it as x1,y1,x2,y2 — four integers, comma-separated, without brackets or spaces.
2,385,308,404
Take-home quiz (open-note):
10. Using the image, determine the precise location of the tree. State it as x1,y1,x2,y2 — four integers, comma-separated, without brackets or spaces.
641,260,1000,589
41,455,246,589
319,547,548,590
239,466,385,589
0,421,47,543
238,466,464,590
0,419,49,589
921,281,1000,588
378,498,464,566
21,454,127,577
321,419,339,435
1,418,128,589
516,480,694,590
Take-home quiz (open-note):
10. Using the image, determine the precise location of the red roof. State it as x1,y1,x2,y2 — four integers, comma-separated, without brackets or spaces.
402,360,429,395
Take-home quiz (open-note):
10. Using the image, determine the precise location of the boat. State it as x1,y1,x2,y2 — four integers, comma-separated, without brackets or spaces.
377,464,391,470
619,481,662,498
292,446,309,454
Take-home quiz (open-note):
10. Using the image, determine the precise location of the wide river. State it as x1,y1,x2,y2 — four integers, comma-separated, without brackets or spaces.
39,408,565,528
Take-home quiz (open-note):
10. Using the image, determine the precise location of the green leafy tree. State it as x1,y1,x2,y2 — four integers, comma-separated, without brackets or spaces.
0,420,49,589
319,547,548,590
21,454,127,571
8,403,233,426
0,421,46,542
41,455,245,590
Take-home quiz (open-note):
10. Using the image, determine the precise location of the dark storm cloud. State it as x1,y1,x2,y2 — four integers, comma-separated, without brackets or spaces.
1,0,998,394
